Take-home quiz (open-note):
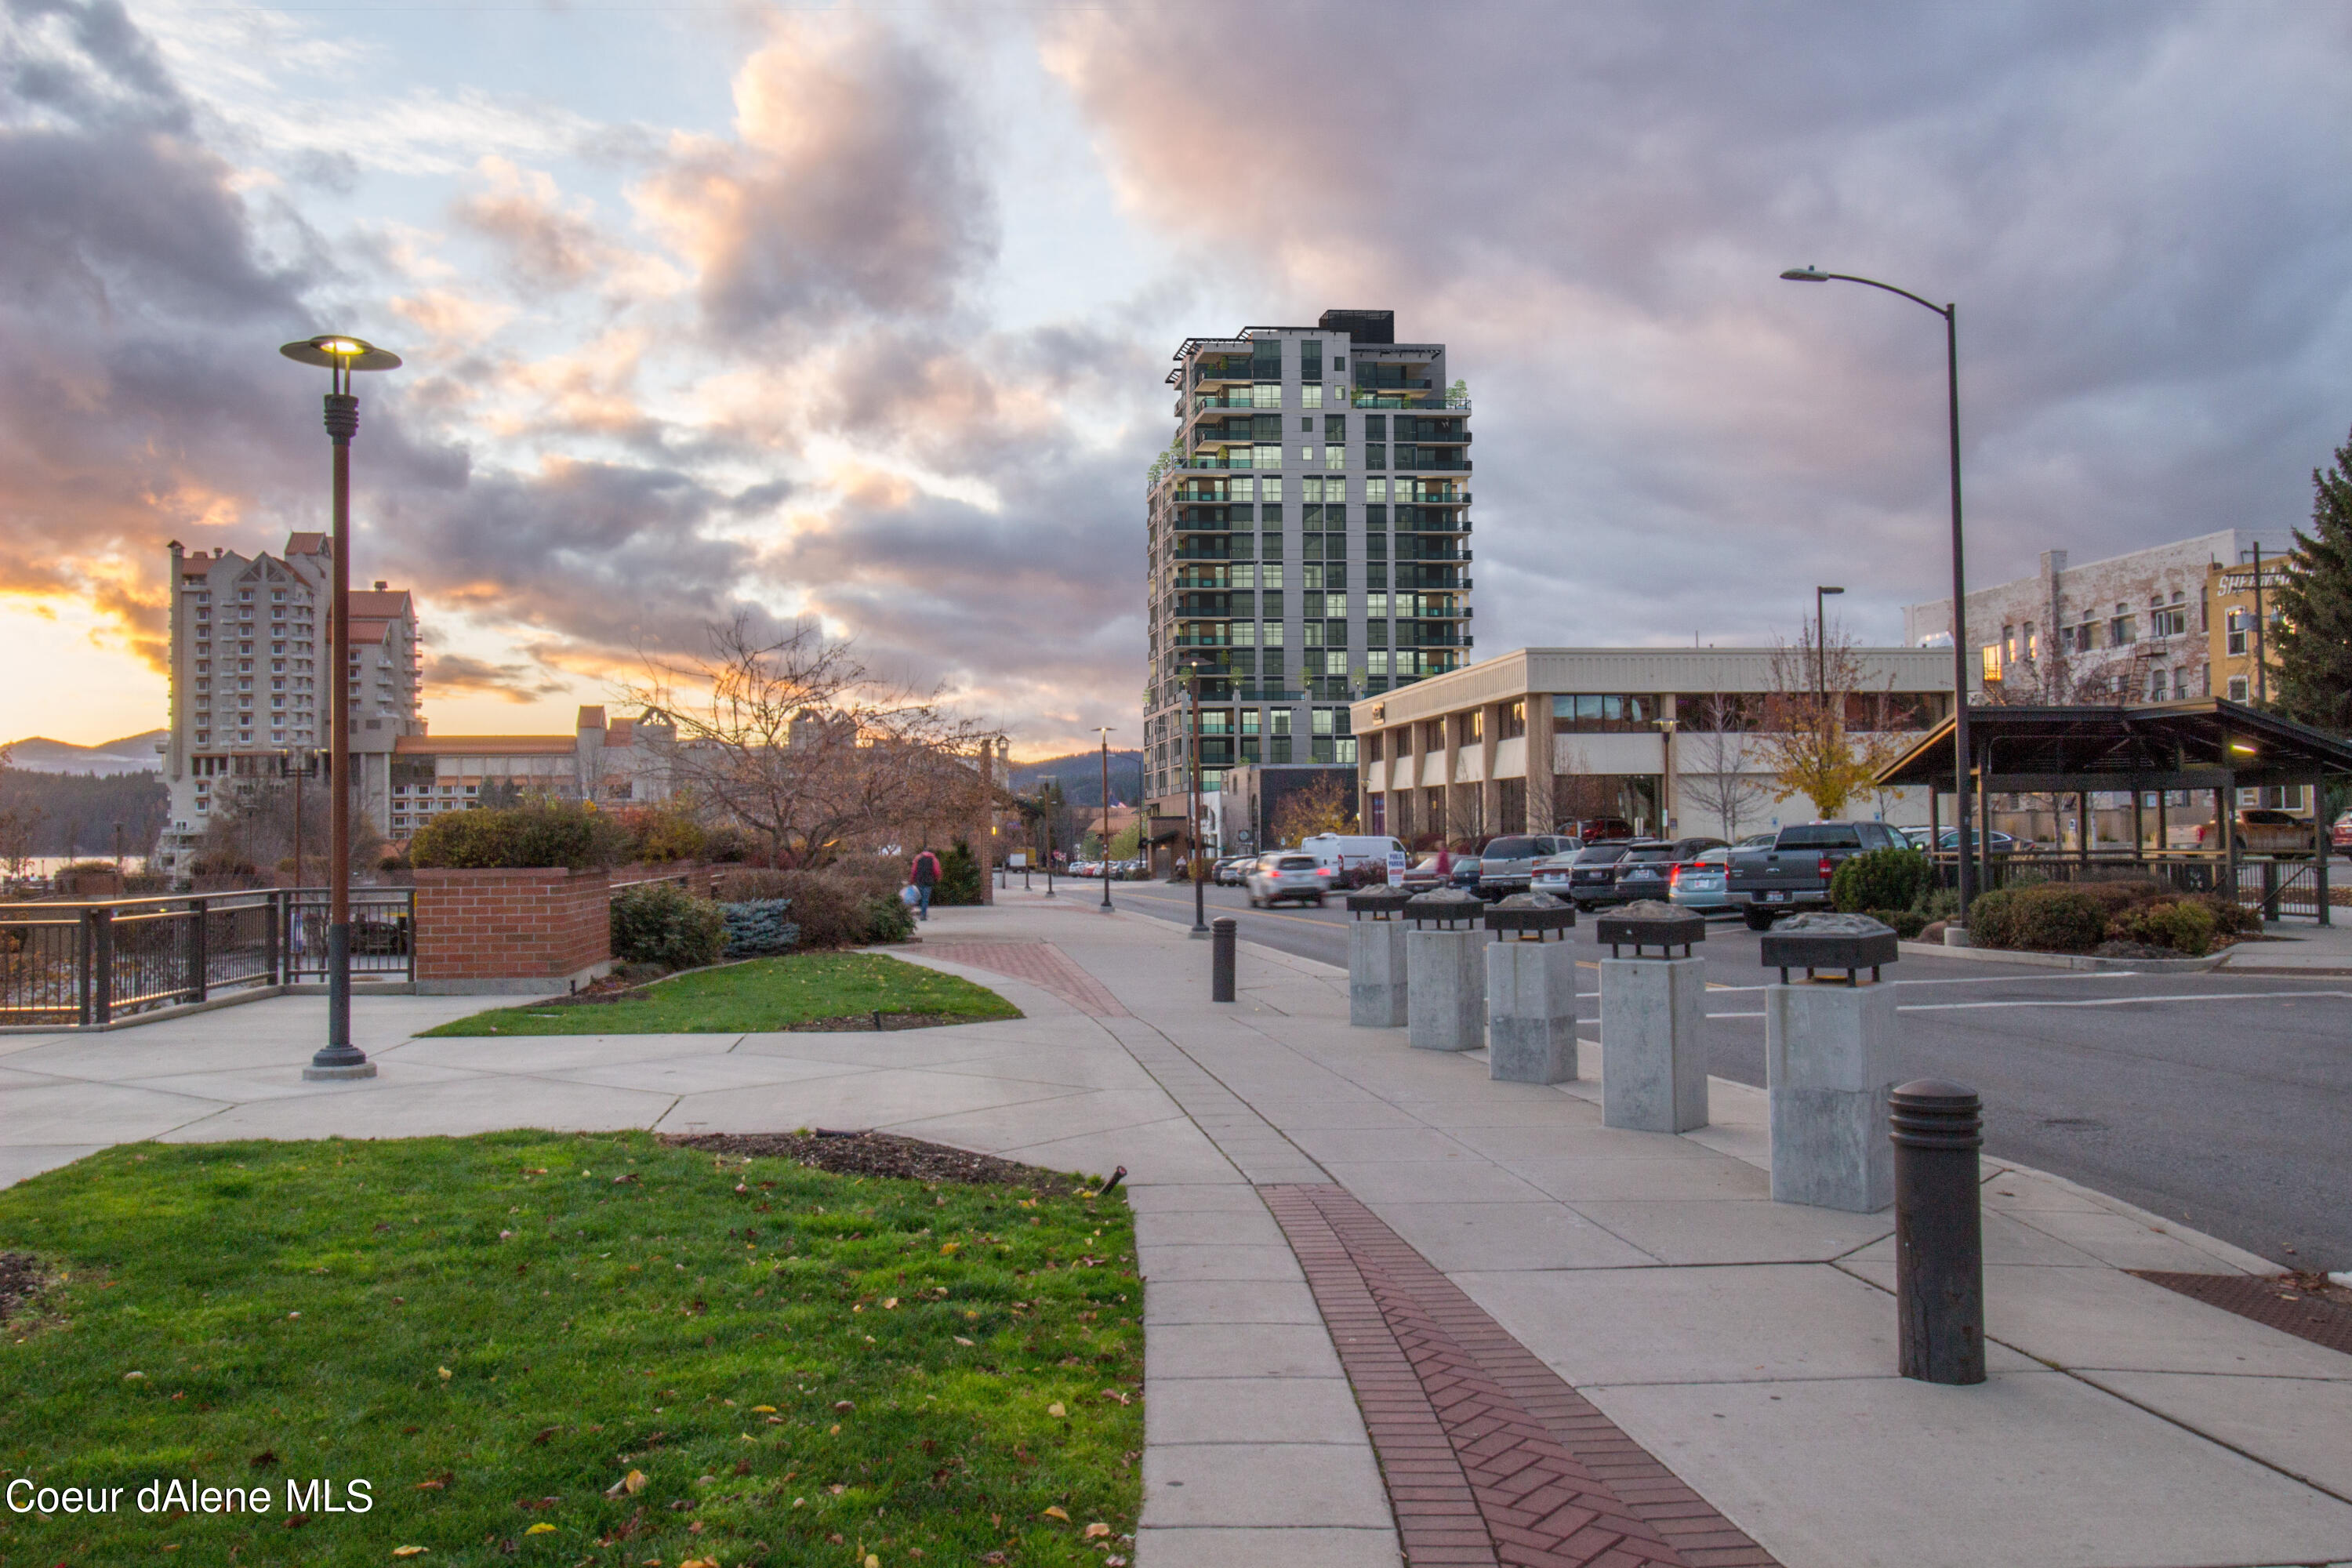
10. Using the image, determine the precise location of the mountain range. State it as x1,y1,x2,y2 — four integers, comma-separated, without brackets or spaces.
1010,750,1148,808
2,731,169,776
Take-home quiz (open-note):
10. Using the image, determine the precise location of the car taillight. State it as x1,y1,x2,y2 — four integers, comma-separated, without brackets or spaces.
1669,864,1683,884
1818,856,1834,879
1316,867,1331,877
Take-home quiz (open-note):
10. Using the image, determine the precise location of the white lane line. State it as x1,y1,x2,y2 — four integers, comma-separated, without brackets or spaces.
1700,989,2352,1020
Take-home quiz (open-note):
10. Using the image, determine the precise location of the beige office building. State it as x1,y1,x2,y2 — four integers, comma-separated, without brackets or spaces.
1351,647,1955,845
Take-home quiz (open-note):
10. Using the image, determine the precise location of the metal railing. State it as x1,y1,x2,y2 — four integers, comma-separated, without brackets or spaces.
1927,850,2340,924
0,887,414,1028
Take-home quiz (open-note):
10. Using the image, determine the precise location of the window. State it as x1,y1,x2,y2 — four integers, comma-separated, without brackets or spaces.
1326,446,1346,470
1366,732,1383,761
1365,444,1386,470
1250,383,1281,408
1500,699,1526,740
1301,384,1323,408
2226,608,2249,655
2109,608,2136,645
2024,622,2038,661
2151,602,2190,637
1301,340,1323,383
2227,675,2250,701
1981,644,2002,684
1550,695,1658,732
1300,416,1312,433
1463,710,1483,742
2002,626,2016,664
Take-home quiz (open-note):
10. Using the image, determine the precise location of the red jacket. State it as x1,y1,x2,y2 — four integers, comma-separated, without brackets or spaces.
911,851,942,887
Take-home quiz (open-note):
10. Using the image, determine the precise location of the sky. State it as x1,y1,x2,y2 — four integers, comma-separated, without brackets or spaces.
4,0,2350,757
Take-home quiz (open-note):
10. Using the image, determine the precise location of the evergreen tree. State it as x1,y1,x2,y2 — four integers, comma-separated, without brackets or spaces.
2272,426,2352,735
933,839,985,906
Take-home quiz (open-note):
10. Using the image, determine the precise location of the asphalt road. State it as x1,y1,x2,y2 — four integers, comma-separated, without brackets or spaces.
1094,878,2352,1272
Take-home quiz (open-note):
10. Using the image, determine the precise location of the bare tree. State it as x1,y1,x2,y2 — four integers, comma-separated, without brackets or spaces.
1751,626,1908,821
0,742,43,879
1676,692,1769,841
626,614,996,869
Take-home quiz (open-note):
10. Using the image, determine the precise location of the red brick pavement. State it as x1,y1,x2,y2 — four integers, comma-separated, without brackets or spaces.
1263,1185,1781,1568
916,940,1131,1018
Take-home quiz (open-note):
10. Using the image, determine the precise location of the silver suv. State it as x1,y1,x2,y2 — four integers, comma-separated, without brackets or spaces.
1474,834,1578,900
1246,853,1331,908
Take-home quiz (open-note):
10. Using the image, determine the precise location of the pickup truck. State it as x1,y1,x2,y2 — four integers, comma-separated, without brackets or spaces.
2198,808,2322,857
1726,821,1916,930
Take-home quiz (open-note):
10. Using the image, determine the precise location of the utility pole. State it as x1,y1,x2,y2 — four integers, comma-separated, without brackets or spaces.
1097,727,1116,912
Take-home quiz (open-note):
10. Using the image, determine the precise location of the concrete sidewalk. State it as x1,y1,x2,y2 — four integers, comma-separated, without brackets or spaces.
5,891,2350,1567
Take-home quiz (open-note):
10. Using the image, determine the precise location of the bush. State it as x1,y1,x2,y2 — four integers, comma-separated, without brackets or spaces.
1911,884,1961,923
610,883,727,969
2108,898,2218,956
2186,891,2263,937
1831,848,1928,915
612,804,706,865
410,803,630,870
720,898,800,958
1866,908,1930,939
1966,884,2108,953
711,869,898,948
933,841,985,906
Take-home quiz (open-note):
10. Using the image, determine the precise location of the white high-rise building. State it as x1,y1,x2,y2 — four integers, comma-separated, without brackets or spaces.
157,535,422,873
1143,310,1472,821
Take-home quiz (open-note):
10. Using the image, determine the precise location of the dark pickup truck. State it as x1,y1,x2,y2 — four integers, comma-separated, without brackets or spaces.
1726,821,1914,930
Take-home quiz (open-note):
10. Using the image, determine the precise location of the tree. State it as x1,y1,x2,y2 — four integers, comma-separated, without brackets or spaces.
197,775,385,877
626,614,996,869
1675,692,1769,841
2272,426,2352,735
0,743,40,878
1749,628,1907,821
1272,772,1356,846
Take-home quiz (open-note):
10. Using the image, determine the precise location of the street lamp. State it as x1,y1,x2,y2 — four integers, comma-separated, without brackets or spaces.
1780,267,1975,910
278,332,401,1080
1179,660,1213,937
1815,586,1845,706
1096,726,1116,912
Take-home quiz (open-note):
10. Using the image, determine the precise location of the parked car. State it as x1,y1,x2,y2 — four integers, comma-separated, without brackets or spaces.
1212,855,1251,886
1245,851,1332,908
1668,846,1743,916
2335,812,2352,852
1562,817,1638,846
1915,828,2029,855
1726,821,1915,929
1472,834,1580,900
1297,833,1407,876
2198,808,2323,857
1600,837,1727,908
1533,840,1636,907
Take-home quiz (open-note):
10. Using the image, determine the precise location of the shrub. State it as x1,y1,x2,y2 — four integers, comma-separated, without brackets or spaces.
2185,891,2263,937
1911,885,1961,923
612,804,706,865
1866,908,1929,939
933,840,985,906
863,892,916,944
720,898,800,958
2108,899,2217,956
1967,884,2107,953
410,803,630,870
1831,848,1928,915
610,882,727,969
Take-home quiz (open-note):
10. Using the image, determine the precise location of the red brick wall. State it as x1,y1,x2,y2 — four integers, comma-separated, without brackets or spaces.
413,867,612,985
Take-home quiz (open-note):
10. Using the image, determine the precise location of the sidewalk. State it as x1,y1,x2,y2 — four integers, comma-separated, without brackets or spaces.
5,891,2350,1567
2220,918,2352,974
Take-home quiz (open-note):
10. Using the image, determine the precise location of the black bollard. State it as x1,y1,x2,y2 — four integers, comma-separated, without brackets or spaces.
1210,916,1236,1003
1890,1080,1986,1385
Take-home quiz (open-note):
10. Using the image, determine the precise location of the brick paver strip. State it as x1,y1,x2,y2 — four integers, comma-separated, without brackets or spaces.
2131,1270,2352,1358
1264,1184,1781,1568
916,940,1131,1018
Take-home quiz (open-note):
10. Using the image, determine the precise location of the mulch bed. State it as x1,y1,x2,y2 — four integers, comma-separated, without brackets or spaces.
2132,1269,2352,1359
782,1011,969,1033
659,1131,1097,1196
0,1250,45,1324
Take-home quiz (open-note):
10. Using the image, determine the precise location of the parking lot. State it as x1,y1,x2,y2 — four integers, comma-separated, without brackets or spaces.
1105,879,2352,1272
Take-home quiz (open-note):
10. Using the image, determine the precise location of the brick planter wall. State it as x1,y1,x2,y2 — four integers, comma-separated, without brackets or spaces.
413,867,612,995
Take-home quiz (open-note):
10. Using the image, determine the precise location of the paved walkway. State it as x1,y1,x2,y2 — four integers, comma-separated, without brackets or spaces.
5,891,2350,1567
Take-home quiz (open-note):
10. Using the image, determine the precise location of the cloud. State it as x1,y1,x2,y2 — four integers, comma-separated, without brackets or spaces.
634,13,997,337
421,652,569,703
452,155,610,289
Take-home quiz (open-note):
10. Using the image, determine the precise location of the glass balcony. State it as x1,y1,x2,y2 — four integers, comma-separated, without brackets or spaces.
1351,391,1471,410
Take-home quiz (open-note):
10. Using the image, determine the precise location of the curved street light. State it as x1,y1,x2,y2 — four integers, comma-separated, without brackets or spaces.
1780,269,1976,912
279,332,401,1080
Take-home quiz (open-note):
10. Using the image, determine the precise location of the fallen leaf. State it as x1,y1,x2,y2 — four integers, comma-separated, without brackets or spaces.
249,1450,278,1469
532,1426,557,1445
1047,1403,1067,1418
604,1470,648,1498
391,1550,428,1559
953,1337,975,1347
413,1472,452,1491
1084,1523,1110,1539
750,1405,776,1414
437,1367,452,1381
882,1298,898,1309
524,1524,557,1536
834,1400,855,1413
866,1558,880,1568
940,1243,960,1254
1042,1504,1070,1521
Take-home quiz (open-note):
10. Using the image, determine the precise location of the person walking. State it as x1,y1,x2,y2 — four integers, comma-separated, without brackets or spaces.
909,845,942,921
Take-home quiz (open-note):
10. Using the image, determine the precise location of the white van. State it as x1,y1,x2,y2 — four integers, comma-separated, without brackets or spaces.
1296,833,1407,874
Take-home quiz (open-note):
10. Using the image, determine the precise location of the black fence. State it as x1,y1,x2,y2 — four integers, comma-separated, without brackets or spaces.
0,888,414,1028
1929,851,2340,924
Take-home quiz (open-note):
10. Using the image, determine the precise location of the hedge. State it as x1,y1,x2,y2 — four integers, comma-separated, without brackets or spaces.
409,802,632,871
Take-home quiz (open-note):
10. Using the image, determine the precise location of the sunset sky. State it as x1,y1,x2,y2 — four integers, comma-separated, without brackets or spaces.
5,0,2350,756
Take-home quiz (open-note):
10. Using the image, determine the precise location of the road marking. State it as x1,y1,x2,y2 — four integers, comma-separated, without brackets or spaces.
1112,887,1345,929
1700,989,2352,1021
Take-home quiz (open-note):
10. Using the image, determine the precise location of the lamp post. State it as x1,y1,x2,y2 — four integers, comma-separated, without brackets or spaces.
1780,268,1974,911
1096,726,1116,911
1814,586,1845,706
1181,661,1210,937
279,333,401,1080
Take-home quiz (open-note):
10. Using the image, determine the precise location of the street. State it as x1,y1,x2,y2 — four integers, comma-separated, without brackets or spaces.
1096,878,2352,1272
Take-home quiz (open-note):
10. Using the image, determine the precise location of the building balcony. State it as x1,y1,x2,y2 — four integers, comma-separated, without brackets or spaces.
1173,634,1233,647
1393,456,1472,473
1352,391,1470,411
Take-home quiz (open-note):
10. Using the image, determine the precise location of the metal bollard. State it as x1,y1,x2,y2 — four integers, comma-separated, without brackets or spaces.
1210,916,1236,1002
1890,1080,1986,1385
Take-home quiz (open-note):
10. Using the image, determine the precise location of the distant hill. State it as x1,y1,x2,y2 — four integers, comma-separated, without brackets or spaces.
1011,750,1148,808
3,731,168,776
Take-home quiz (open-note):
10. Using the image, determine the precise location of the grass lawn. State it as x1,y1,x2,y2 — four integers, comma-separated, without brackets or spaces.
423,954,1022,1036
0,1130,1139,1566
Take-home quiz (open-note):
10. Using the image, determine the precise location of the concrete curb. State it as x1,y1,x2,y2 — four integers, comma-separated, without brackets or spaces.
1894,940,2227,974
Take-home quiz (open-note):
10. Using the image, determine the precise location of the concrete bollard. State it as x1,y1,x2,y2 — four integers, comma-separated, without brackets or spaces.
1404,888,1486,1051
1891,1080,1987,1385
1210,916,1236,1003
1763,915,1900,1212
1345,886,1414,1028
1483,893,1579,1082
1597,903,1708,1132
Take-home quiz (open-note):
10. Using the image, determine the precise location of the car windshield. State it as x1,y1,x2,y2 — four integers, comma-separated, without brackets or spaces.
1778,826,1863,848
1621,844,1679,861
1276,856,1317,870
1571,846,1628,866
1479,837,1542,860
